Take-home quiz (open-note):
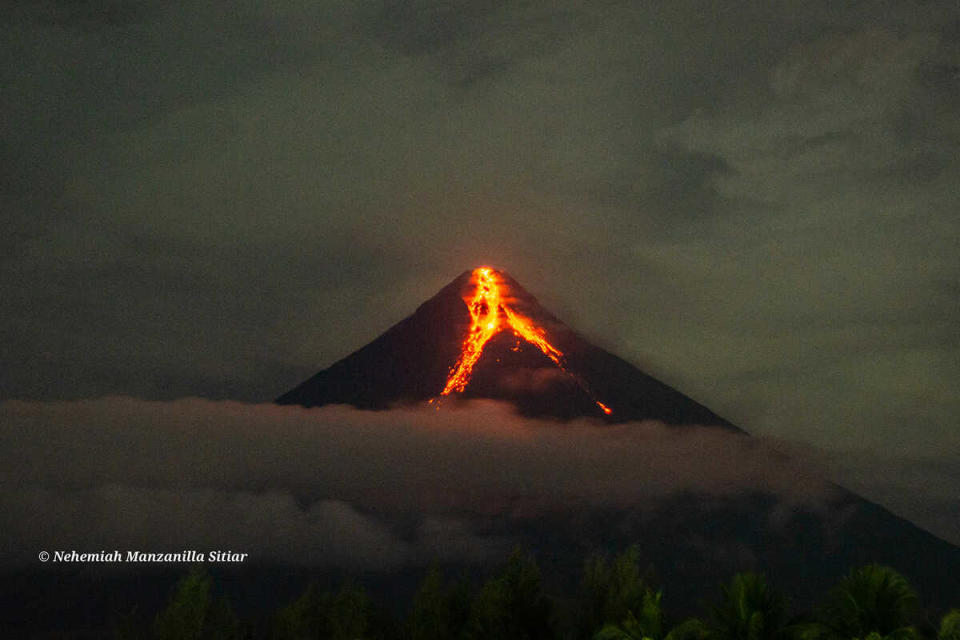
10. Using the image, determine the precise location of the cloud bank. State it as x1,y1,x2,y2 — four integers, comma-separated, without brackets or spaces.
0,397,837,567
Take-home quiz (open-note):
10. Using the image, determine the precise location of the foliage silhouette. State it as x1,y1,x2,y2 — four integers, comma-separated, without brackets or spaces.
105,553,959,640
463,548,553,640
408,566,472,640
706,573,789,640
153,568,240,640
817,565,920,640
273,581,391,640
939,610,960,640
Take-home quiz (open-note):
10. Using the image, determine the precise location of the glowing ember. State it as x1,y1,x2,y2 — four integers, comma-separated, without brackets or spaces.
436,267,612,415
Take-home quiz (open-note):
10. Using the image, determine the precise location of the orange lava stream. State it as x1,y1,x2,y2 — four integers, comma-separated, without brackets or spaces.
439,267,503,395
502,307,563,367
437,267,612,415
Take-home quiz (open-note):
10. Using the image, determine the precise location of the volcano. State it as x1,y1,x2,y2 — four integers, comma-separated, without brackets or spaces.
5,269,958,636
278,267,736,428
276,267,960,611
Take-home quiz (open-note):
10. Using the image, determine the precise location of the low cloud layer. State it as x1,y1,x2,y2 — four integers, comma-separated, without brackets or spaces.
0,397,839,567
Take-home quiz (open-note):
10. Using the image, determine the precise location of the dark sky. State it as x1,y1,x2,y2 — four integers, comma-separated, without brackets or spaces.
1,1,958,543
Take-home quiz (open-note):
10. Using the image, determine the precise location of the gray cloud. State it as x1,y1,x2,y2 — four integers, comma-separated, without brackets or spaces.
4,488,415,568
0,397,838,566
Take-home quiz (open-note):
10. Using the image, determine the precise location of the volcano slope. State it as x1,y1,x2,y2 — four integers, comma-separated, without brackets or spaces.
278,267,737,428
277,267,960,612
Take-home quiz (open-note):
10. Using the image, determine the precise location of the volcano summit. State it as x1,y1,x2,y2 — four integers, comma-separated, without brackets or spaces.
278,266,735,428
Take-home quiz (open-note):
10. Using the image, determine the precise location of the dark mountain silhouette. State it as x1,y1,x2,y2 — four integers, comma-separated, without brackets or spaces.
277,268,737,428
277,267,960,611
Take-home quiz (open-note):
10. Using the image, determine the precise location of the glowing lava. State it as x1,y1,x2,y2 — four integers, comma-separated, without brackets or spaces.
439,267,504,395
436,267,612,415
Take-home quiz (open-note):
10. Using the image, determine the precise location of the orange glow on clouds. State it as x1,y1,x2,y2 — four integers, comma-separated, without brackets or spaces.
436,267,611,415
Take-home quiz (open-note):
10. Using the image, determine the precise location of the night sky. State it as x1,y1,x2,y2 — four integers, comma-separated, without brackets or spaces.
2,2,958,545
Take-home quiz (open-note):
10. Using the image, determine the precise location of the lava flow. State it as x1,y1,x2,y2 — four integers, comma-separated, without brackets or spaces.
435,267,612,415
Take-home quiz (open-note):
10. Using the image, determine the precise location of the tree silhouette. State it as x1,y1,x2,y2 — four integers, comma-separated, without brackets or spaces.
582,547,715,640
103,552,959,640
464,548,553,640
593,590,664,640
665,618,711,640
408,566,472,640
153,568,239,640
938,609,960,640
581,546,650,637
273,583,322,640
273,581,386,640
706,573,789,640
817,565,919,640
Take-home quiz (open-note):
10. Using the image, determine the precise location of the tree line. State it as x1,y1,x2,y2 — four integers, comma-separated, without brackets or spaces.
115,547,960,640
